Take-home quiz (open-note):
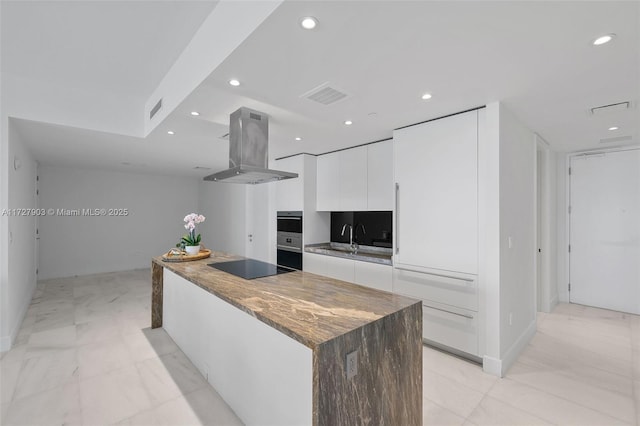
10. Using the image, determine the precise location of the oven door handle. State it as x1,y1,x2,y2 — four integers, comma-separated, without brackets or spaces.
277,217,301,220
277,245,302,253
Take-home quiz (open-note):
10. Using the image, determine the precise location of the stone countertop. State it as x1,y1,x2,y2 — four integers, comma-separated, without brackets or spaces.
304,242,393,265
152,252,418,350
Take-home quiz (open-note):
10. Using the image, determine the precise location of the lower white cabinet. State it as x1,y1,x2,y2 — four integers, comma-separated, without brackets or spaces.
422,300,479,356
393,267,479,356
324,255,355,283
303,252,392,292
303,252,327,276
354,261,393,292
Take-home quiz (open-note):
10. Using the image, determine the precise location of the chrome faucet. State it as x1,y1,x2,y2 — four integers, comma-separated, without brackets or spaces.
341,223,356,252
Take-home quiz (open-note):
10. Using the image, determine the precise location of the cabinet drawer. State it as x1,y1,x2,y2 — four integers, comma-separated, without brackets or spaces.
422,301,479,356
393,267,478,311
354,261,392,292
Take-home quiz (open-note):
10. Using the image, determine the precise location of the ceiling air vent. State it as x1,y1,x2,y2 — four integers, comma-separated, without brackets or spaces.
590,101,630,115
149,98,162,119
599,135,633,144
301,82,349,105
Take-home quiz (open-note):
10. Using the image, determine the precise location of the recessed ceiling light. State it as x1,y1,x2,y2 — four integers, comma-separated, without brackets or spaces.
229,79,240,87
421,93,432,100
593,34,615,46
344,120,353,126
608,126,619,131
190,111,200,116
167,131,175,135
300,17,318,30
295,137,302,141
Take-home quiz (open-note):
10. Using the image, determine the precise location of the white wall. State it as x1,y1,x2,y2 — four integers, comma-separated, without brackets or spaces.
1,121,38,351
481,102,537,377
498,103,537,370
38,166,198,280
198,181,247,256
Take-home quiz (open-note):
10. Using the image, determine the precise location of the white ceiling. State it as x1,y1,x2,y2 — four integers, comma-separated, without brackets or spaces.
4,1,639,177
1,0,218,97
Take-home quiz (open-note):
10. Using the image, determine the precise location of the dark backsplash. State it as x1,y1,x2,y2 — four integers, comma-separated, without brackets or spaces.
331,211,392,248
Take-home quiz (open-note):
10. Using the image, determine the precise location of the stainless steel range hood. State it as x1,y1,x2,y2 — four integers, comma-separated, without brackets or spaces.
203,107,298,184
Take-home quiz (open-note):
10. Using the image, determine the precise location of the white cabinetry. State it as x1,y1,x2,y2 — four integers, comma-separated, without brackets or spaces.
392,110,481,357
316,152,341,211
339,146,368,211
303,252,392,292
354,261,393,292
367,140,394,210
393,110,478,274
316,141,393,212
324,255,355,282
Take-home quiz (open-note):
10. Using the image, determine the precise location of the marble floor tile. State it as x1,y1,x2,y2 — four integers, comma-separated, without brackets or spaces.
13,348,78,401
467,395,552,426
423,398,465,426
152,387,243,426
75,317,121,346
422,369,484,419
79,366,153,425
422,346,497,394
507,359,636,423
117,312,152,336
114,408,161,426
137,351,208,406
0,358,22,405
77,336,134,379
122,327,179,363
489,378,630,425
25,324,77,359
3,381,82,426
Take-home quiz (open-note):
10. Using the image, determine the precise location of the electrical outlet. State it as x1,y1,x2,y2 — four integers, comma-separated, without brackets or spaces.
346,350,358,379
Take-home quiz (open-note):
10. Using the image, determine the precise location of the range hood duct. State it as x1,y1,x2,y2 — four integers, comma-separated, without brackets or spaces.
203,107,298,184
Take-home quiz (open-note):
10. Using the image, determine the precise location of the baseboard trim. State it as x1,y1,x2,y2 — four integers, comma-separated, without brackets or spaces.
482,355,503,377
501,319,537,376
482,319,537,378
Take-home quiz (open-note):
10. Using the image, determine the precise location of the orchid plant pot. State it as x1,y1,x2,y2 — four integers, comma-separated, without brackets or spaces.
185,245,201,255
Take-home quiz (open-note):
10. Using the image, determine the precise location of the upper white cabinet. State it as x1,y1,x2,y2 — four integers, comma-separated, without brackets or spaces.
339,146,368,211
393,110,478,274
316,152,341,211
367,139,394,210
275,155,305,211
317,141,393,212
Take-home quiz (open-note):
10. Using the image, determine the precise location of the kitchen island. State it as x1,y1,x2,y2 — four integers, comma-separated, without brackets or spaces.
152,252,422,426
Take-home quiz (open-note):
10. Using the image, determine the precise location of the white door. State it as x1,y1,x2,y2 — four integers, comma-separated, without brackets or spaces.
569,148,640,314
245,185,273,263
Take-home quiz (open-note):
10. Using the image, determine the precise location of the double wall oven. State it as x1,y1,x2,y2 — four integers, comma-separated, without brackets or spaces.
276,211,303,270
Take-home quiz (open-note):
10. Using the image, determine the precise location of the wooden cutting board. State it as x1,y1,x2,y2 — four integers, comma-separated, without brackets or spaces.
161,248,212,262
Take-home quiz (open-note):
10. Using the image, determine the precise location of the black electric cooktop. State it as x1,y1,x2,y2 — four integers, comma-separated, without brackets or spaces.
208,259,294,280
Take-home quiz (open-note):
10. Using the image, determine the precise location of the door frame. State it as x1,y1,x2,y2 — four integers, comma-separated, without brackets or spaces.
535,134,554,313
565,146,640,307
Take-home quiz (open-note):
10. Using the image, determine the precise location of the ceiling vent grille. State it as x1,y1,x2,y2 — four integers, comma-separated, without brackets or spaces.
599,135,633,144
590,101,630,115
301,82,349,105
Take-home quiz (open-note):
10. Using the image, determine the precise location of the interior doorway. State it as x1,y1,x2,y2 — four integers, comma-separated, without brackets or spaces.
568,148,640,315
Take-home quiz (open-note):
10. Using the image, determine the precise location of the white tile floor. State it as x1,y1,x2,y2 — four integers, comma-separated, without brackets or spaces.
0,269,638,425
